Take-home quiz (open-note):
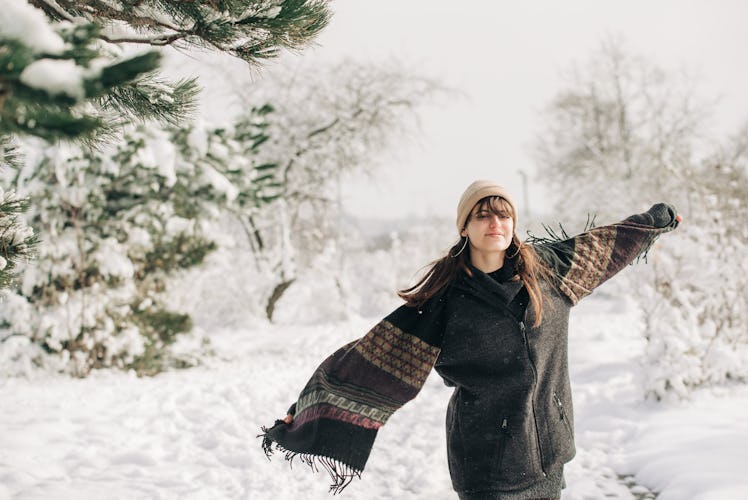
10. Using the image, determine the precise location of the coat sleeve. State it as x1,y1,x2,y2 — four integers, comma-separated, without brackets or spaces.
259,294,446,493
529,203,680,305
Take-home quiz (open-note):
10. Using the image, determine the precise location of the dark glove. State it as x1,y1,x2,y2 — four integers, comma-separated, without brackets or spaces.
286,402,297,416
626,203,678,229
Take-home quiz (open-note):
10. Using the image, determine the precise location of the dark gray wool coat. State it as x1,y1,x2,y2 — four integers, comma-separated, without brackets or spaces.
260,204,679,495
437,263,575,493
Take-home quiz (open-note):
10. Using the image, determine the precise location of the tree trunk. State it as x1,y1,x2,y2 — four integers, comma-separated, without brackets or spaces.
266,278,296,322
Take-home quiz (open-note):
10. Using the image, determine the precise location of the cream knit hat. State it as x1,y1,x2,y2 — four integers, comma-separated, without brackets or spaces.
456,180,518,234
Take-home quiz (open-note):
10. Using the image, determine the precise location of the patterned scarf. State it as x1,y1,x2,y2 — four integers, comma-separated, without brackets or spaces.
259,204,679,493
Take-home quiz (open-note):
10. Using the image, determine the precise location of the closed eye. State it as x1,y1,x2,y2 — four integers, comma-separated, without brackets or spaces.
475,212,510,219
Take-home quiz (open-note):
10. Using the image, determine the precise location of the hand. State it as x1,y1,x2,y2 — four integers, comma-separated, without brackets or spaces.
283,413,293,425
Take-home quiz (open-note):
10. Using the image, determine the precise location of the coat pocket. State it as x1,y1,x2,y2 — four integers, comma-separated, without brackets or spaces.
488,413,543,482
454,398,545,487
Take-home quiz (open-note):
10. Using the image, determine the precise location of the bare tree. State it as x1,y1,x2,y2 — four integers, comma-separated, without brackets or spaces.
535,37,710,221
231,60,449,320
535,38,748,398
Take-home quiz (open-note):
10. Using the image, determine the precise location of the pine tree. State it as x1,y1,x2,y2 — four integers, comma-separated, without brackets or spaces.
1,0,163,288
0,0,330,292
0,0,330,373
0,58,444,375
0,134,37,289
3,105,284,376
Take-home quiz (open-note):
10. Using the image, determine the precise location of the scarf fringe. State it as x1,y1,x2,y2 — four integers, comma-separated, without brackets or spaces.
525,213,598,247
526,213,657,267
632,231,659,264
259,425,362,495
525,220,579,280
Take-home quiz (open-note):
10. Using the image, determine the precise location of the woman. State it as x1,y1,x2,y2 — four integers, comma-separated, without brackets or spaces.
260,180,681,499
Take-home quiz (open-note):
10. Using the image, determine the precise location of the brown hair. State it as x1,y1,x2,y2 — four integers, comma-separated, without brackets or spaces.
398,196,551,327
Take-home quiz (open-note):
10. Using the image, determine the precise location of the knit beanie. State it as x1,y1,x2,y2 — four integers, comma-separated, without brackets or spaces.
456,180,518,234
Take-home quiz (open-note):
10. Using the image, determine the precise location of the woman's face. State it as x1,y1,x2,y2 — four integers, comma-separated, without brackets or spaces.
461,197,514,256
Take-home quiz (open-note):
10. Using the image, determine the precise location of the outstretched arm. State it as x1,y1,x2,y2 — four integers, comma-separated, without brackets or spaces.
259,295,446,493
530,203,681,305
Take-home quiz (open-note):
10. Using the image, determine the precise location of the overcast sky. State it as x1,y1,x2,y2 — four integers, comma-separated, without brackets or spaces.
173,1,748,221
301,0,748,220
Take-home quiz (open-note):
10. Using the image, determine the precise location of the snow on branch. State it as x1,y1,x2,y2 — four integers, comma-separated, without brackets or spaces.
1,0,66,54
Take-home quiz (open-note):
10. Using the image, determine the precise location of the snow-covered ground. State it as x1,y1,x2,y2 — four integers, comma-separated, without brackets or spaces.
1,295,747,500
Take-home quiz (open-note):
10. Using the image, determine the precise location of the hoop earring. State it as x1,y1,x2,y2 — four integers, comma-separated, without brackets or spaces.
451,237,469,258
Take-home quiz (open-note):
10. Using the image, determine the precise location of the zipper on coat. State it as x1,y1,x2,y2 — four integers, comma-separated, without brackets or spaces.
495,417,510,473
520,315,547,477
553,392,574,438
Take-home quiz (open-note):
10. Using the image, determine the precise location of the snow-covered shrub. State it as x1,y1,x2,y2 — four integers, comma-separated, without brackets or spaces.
0,108,280,376
635,157,748,399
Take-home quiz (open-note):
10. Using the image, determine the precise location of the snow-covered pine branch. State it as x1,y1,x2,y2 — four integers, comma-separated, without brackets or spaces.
28,0,332,65
0,189,37,290
1,2,163,142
